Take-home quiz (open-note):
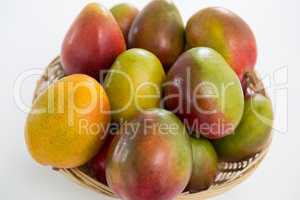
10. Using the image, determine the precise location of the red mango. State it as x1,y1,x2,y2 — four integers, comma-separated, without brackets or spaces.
61,3,126,80
89,133,115,185
186,7,257,80
128,0,185,71
106,109,192,200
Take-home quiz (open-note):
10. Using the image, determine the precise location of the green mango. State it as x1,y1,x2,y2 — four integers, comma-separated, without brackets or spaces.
104,48,166,122
213,94,274,161
188,137,218,193
110,3,139,43
164,47,244,139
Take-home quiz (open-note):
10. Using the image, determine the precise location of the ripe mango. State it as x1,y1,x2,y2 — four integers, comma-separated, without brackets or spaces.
188,137,218,192
25,74,111,168
111,3,139,43
186,7,257,80
61,3,126,80
106,109,192,200
213,94,273,161
164,47,244,139
104,48,166,122
128,0,185,70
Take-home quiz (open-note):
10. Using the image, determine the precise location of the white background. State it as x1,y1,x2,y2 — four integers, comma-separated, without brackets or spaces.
1,0,298,199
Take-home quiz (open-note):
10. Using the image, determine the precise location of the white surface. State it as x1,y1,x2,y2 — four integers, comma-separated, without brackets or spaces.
1,0,298,199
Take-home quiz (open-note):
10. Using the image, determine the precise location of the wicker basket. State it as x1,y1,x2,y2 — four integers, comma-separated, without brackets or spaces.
33,56,271,200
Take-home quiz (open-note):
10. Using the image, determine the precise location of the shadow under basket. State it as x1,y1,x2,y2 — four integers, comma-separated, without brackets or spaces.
33,56,272,200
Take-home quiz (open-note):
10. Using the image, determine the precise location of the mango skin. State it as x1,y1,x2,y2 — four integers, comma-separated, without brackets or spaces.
186,7,257,80
164,47,244,139
213,94,273,162
110,3,139,43
106,109,192,200
128,0,185,70
188,137,218,193
25,74,111,168
104,49,166,122
61,3,126,80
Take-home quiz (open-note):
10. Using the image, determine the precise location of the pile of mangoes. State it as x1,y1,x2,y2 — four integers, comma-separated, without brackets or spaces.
25,1,274,200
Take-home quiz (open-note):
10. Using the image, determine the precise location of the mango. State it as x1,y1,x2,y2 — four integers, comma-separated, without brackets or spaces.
188,137,218,192
213,94,273,161
164,47,244,139
89,133,115,184
104,48,166,122
111,3,139,43
106,109,192,200
61,3,126,80
186,7,257,80
128,0,185,70
25,74,111,168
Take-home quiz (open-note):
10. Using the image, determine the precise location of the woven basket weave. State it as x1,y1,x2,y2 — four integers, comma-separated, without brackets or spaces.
33,56,271,200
